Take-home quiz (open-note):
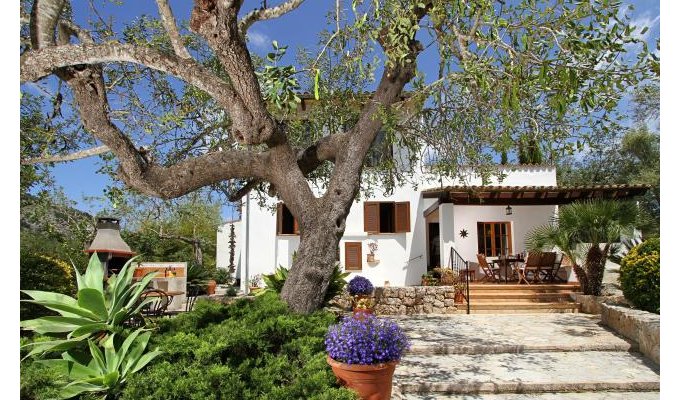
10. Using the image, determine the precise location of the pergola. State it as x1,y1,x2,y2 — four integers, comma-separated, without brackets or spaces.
421,184,650,215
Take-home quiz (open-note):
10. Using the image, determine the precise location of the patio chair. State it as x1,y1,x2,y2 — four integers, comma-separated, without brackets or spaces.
476,254,501,283
140,289,172,317
519,252,543,284
541,252,564,283
185,284,201,312
537,252,557,283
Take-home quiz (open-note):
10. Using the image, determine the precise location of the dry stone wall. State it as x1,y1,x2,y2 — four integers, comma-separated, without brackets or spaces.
571,293,660,365
333,286,462,315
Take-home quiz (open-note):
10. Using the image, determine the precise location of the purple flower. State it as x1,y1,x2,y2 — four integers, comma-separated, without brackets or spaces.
325,315,410,365
347,276,374,296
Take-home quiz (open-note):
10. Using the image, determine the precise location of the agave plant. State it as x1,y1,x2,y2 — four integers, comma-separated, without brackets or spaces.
20,253,158,358
37,329,161,399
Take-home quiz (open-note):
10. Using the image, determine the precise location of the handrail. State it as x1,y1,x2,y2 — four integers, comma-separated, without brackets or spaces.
449,247,470,314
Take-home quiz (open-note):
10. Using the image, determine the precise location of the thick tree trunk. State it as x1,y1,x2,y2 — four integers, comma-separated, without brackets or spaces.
571,263,589,294
583,244,608,296
280,202,349,314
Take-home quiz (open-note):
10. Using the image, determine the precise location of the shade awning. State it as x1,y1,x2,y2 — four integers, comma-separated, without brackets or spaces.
422,184,650,206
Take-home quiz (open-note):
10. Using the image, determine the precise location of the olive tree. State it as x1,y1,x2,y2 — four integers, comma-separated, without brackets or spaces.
20,0,657,313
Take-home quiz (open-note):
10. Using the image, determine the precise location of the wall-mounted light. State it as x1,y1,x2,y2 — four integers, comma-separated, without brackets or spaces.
505,205,513,215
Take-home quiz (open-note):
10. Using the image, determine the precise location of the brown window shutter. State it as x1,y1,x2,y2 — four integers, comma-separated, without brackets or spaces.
394,201,411,233
293,218,299,235
344,242,362,271
276,203,283,235
364,202,379,233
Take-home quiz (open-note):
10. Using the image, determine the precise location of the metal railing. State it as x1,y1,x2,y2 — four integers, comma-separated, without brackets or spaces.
449,247,470,314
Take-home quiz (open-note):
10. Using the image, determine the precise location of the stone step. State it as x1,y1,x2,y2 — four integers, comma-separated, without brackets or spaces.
469,284,580,291
470,293,574,303
458,308,579,314
466,302,580,310
396,391,660,399
395,314,635,355
393,351,659,395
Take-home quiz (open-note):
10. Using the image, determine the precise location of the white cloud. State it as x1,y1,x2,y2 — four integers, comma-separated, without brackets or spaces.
246,30,271,51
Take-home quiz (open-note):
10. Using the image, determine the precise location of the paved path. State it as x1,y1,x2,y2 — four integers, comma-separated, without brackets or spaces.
391,314,659,399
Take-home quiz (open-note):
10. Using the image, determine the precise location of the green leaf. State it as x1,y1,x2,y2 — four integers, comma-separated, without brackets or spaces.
58,381,105,399
78,288,109,320
70,322,109,338
83,253,105,294
20,316,91,334
314,69,320,100
21,298,99,321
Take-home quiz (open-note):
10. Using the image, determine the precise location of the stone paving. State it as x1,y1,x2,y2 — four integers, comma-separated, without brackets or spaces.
392,314,635,355
391,313,660,399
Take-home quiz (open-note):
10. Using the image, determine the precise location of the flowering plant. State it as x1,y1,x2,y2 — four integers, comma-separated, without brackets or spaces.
325,315,410,365
347,276,374,296
249,274,263,288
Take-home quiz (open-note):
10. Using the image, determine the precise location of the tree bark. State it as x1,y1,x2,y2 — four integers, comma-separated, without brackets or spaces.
583,244,608,296
280,203,347,314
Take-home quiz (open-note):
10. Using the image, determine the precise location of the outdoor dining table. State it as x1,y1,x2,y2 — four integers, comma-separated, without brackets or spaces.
492,257,525,283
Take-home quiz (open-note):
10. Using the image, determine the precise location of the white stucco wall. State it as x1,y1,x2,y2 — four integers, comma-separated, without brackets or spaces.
235,165,559,287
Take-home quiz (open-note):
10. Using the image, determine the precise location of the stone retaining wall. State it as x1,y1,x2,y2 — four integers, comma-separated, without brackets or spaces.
335,286,462,315
572,293,660,365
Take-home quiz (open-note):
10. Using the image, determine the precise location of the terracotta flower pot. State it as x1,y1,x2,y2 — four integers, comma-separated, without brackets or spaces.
326,356,398,400
353,308,374,319
206,279,217,295
454,291,465,304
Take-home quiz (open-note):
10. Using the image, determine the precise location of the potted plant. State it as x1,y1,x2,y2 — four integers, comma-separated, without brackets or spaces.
367,241,379,263
325,315,410,400
348,276,374,314
421,272,438,286
248,274,263,294
454,282,466,304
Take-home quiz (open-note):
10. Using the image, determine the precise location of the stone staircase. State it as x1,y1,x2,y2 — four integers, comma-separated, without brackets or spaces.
460,283,582,314
391,314,660,399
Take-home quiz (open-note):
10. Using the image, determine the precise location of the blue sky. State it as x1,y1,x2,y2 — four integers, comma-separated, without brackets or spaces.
26,0,661,220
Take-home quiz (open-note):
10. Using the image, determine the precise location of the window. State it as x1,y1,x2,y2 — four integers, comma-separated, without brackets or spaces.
477,222,512,257
363,201,410,234
276,204,299,235
344,242,362,271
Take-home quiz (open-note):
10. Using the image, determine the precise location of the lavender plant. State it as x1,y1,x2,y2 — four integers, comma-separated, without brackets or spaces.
325,315,409,365
347,276,374,296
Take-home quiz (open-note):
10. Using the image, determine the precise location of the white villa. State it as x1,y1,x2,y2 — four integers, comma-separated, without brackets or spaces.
217,164,646,291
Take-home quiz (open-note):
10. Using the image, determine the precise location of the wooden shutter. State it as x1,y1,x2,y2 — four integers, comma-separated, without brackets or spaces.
394,201,411,233
276,203,283,235
344,242,362,271
293,217,299,234
363,202,379,233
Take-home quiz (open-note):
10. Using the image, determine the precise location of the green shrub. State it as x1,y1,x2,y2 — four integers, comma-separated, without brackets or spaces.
20,251,77,321
214,268,233,284
20,357,64,400
225,286,238,297
619,238,660,313
122,292,357,400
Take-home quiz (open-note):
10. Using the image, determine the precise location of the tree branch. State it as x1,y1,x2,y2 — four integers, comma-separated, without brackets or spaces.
19,42,270,144
155,0,192,59
238,0,305,34
21,145,110,165
190,1,276,145
29,0,65,48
